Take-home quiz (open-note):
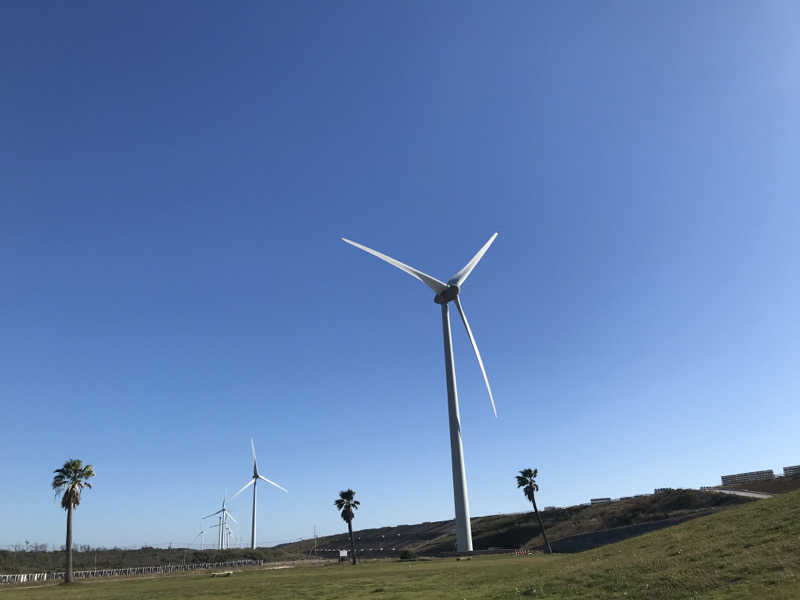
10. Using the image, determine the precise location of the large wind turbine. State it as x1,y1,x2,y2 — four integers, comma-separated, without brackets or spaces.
342,233,498,552
231,439,288,549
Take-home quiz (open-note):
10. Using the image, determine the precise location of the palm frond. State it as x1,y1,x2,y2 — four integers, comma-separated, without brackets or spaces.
517,467,541,504
335,489,359,523
52,459,95,511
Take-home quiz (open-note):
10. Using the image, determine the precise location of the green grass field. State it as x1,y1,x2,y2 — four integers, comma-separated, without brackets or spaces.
5,490,799,599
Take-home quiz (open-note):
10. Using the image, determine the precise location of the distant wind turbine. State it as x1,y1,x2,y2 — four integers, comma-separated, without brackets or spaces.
231,439,288,549
207,522,224,549
203,497,237,550
342,233,499,552
192,528,206,550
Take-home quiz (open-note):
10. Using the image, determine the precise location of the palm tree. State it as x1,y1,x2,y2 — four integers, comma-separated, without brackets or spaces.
334,489,360,565
52,459,95,583
516,468,552,554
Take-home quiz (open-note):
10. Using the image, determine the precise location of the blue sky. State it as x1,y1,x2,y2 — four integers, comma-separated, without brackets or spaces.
2,1,799,549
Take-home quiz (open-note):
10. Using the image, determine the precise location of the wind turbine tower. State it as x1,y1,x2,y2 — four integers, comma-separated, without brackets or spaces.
208,521,223,550
343,233,499,552
192,528,205,550
203,497,237,550
232,439,288,549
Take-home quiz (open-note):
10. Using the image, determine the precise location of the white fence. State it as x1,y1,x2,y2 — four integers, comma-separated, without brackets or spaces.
0,559,263,585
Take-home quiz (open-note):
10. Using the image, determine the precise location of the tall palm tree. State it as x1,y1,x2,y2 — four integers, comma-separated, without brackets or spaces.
334,489,360,565
52,459,95,583
516,468,552,554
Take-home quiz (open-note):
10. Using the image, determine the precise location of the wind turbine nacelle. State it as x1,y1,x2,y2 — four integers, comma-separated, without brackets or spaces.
434,285,460,305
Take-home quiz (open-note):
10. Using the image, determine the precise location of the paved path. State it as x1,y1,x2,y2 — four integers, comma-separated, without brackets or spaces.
707,488,774,499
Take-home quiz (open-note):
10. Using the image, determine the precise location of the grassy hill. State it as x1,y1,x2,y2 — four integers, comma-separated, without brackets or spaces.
1,490,750,575
3,489,799,598
280,489,751,556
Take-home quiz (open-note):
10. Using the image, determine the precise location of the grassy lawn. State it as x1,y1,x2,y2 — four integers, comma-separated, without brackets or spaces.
4,490,799,599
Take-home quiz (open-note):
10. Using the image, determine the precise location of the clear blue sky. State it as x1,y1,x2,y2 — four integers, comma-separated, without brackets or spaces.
2,1,799,549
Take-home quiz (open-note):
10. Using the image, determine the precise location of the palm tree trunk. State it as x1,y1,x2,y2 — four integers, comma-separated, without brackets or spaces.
347,520,357,565
532,497,552,554
65,504,73,583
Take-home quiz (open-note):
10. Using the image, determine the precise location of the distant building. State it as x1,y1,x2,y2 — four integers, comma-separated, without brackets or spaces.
784,465,800,478
590,498,611,504
721,470,774,486
654,488,673,494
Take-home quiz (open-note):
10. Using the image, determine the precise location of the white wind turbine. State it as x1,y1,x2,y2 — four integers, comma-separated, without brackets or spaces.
342,233,499,552
208,519,237,549
192,527,206,550
207,522,224,550
224,523,233,549
203,497,237,550
231,439,288,549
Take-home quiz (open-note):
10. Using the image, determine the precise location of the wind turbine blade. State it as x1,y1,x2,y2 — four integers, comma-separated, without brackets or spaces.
202,509,223,519
251,438,257,467
231,478,255,499
225,511,238,524
258,474,288,493
342,238,448,294
448,233,498,287
454,297,497,417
